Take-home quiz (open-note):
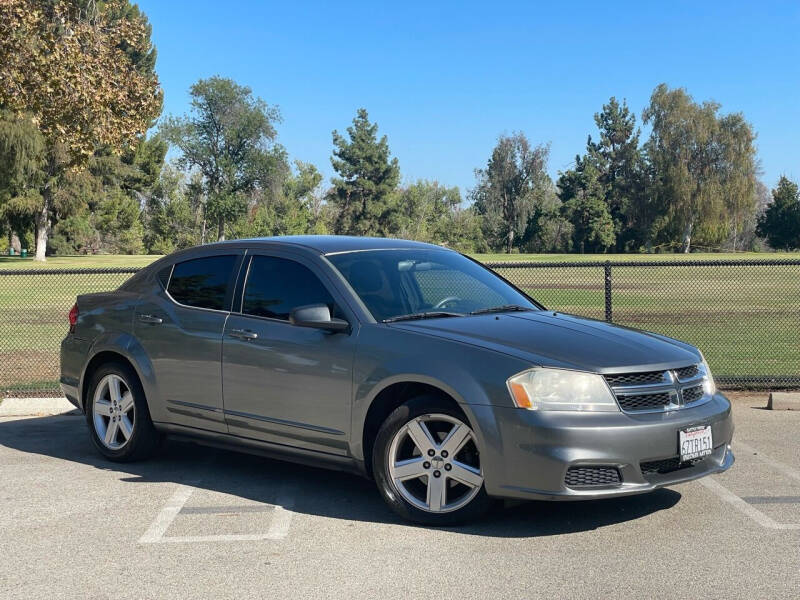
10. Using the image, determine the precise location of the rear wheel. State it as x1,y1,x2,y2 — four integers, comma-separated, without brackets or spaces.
86,362,161,462
372,395,491,525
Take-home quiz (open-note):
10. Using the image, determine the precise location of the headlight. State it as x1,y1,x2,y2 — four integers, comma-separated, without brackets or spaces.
506,368,619,412
699,353,717,395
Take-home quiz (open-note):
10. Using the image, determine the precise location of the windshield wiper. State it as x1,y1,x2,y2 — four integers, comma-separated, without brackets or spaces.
470,304,534,315
382,311,463,323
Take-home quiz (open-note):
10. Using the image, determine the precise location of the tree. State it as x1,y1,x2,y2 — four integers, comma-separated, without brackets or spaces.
472,133,551,253
558,155,615,252
643,84,757,252
328,108,400,236
0,111,45,250
519,179,573,253
284,161,327,234
588,98,644,250
757,177,800,250
48,136,165,255
389,180,486,251
161,77,283,241
730,180,772,251
141,165,197,254
0,0,162,259
395,180,459,240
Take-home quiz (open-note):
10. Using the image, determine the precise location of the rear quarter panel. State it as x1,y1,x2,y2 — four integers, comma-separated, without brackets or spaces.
61,289,140,410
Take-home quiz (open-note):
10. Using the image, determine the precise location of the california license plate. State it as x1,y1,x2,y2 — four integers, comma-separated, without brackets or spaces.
679,426,713,462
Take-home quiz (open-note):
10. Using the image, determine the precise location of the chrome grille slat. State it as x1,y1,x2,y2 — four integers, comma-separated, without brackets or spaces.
616,392,673,411
675,365,699,380
604,364,710,413
682,384,705,404
603,370,667,386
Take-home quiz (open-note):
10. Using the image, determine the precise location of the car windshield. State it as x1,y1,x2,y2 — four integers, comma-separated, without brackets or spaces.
327,249,539,322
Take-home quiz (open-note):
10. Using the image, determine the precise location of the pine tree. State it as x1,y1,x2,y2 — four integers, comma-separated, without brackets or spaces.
757,177,800,250
329,109,400,236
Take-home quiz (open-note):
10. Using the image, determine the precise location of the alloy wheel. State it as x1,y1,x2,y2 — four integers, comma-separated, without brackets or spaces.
387,413,483,513
92,374,136,450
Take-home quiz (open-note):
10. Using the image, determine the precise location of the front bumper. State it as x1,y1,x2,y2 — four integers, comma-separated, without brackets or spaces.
470,392,734,500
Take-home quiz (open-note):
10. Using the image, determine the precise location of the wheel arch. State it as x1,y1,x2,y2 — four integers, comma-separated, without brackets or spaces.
360,379,471,479
80,335,155,415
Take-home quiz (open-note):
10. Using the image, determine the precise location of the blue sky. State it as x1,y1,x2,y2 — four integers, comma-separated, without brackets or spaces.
137,0,799,196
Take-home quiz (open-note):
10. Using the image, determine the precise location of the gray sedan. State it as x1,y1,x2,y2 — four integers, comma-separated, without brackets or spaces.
60,236,734,524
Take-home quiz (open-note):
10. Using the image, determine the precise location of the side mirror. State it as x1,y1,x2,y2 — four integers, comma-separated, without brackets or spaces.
289,304,349,332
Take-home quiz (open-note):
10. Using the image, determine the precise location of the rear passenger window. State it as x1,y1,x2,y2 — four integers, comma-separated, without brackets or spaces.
242,256,334,320
168,255,237,310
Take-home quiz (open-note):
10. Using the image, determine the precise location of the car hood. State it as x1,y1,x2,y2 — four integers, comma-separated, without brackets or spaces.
390,311,700,373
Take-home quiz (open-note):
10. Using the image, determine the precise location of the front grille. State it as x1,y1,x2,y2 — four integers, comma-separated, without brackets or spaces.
682,385,705,404
640,445,722,476
675,365,699,380
640,456,698,476
604,364,707,413
616,392,673,411
564,466,621,488
604,370,666,386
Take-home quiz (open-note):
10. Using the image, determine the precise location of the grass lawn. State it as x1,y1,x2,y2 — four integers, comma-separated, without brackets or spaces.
1,250,798,393
0,254,162,270
2,251,797,270
475,251,799,262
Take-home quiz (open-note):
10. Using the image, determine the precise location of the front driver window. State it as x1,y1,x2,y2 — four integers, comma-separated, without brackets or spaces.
242,255,335,321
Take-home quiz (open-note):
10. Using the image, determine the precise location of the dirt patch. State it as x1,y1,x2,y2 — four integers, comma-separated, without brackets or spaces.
0,349,59,392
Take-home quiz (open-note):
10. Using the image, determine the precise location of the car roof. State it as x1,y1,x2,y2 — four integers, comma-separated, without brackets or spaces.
212,235,448,255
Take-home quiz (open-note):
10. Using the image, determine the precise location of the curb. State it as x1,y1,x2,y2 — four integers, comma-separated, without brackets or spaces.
0,397,79,417
767,392,800,411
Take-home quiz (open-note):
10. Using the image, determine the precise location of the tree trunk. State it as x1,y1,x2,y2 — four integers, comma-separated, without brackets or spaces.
10,231,21,254
217,216,225,242
506,228,514,254
34,191,51,261
681,220,693,254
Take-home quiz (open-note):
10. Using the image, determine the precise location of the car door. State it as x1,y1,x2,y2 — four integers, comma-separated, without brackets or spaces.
222,251,356,455
134,252,244,433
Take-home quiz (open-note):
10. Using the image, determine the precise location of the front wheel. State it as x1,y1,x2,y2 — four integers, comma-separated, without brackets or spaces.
372,396,492,525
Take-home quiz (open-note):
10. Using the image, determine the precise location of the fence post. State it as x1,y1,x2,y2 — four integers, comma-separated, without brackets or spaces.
604,261,612,322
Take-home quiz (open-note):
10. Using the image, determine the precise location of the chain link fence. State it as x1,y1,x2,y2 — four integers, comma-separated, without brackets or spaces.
2,259,799,395
489,259,800,389
0,268,140,396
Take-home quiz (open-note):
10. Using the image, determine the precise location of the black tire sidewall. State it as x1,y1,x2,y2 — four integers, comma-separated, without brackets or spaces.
85,362,158,461
372,395,492,525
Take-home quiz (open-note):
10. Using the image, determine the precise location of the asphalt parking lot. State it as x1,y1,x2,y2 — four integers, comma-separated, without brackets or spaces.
1,394,798,599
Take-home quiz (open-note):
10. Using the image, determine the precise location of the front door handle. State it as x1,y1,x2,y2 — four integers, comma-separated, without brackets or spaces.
138,314,163,325
229,328,258,340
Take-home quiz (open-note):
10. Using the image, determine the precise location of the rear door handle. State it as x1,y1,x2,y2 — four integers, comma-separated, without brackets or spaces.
229,328,258,340
138,314,163,325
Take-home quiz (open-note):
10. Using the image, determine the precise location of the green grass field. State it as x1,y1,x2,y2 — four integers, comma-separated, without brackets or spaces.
0,254,162,270
2,251,798,270
1,251,798,393
477,252,799,263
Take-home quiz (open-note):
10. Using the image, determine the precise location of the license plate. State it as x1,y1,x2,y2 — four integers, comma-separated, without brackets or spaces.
679,426,713,462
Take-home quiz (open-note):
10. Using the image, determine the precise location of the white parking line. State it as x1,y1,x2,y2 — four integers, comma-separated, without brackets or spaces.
699,478,800,530
735,441,800,484
139,483,295,544
697,440,800,531
139,484,195,543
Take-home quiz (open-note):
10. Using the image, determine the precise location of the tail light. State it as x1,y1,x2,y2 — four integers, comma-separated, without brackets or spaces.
68,302,78,333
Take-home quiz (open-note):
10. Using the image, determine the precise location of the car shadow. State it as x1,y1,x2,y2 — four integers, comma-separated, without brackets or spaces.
0,413,682,537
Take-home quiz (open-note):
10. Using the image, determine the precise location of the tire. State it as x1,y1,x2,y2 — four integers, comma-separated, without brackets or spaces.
372,395,492,525
85,361,161,462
